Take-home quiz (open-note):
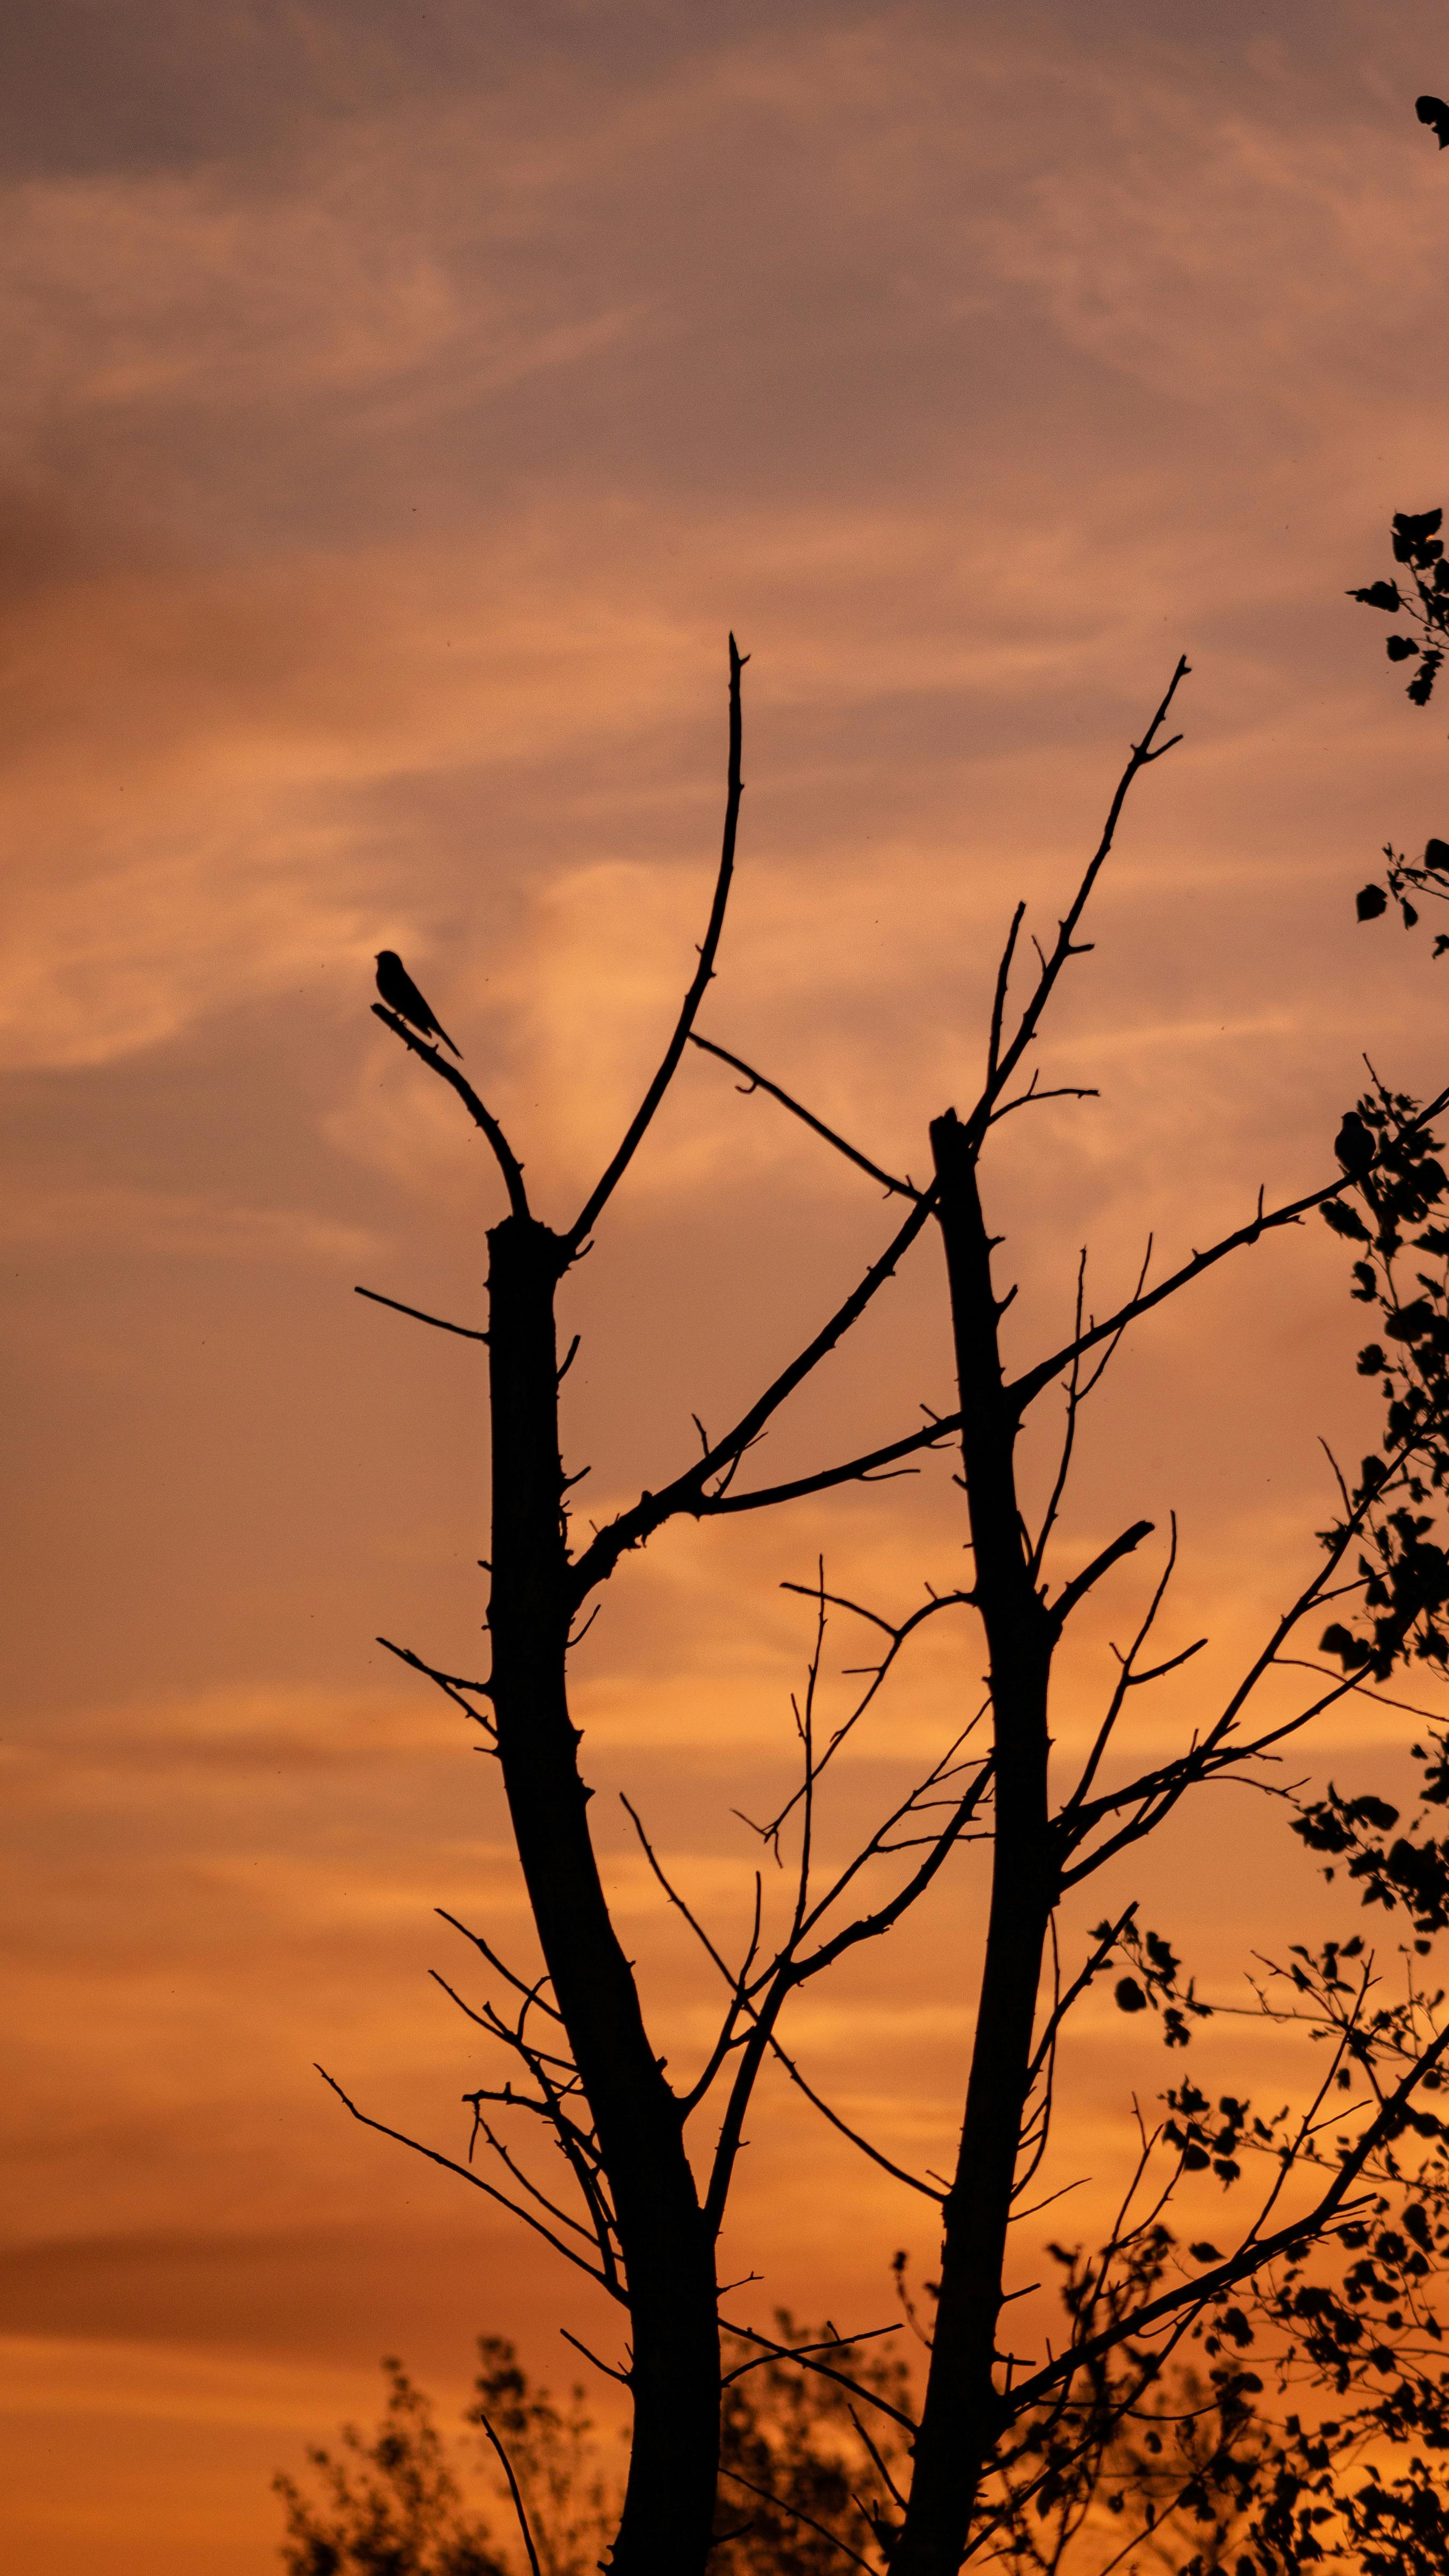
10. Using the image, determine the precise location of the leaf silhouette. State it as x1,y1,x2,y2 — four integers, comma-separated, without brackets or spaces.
1409,649,1445,705
1393,507,1445,564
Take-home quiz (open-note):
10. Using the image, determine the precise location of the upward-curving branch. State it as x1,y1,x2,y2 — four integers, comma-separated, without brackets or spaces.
564,635,750,1254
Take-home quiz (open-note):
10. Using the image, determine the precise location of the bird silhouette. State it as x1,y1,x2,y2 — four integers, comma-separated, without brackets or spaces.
1335,1111,1376,1179
374,950,462,1056
1417,94,1449,148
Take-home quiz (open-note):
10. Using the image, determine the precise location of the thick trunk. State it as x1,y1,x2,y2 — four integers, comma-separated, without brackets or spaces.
895,1114,1056,2576
487,1213,719,2573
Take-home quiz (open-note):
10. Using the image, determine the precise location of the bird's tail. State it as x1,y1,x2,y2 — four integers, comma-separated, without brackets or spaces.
435,1023,463,1059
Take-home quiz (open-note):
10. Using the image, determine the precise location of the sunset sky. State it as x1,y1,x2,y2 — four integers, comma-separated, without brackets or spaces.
8,4,1449,2569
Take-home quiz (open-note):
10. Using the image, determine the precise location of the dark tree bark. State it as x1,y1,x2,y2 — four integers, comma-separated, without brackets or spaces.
891,1113,1057,2576
485,1210,720,2571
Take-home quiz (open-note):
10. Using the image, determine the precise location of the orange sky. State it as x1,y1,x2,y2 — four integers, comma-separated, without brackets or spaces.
7,6,1449,2569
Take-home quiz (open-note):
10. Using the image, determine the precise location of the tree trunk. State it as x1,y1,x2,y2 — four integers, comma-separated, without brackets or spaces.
895,1113,1057,2576
486,1212,720,2573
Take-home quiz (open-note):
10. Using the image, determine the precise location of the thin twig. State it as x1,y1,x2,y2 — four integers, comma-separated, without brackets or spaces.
688,1031,921,1200
966,657,1191,1137
763,2027,944,2202
559,2327,631,2385
313,2066,616,2293
434,1909,565,2019
354,1285,489,1341
719,2319,916,2432
718,2468,877,2570
474,2405,544,2576
378,1638,496,1734
1013,1097,1449,1414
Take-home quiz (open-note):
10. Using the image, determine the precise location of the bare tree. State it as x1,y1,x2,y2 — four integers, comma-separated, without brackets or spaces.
327,639,1449,2574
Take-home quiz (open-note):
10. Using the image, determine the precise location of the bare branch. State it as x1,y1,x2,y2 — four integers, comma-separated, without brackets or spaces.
762,2025,945,2202
620,1792,741,1999
474,2404,544,2576
1028,1250,1088,1583
354,1284,489,1342
1012,1101,1449,1415
378,1637,496,1735
719,2318,917,2433
313,2065,616,2293
464,2110,604,2247
688,1031,922,1201
565,636,748,1251
371,1005,529,1219
1027,1907,1138,2086
985,903,1027,1091
567,1188,937,1602
986,1082,1100,1127
1048,1520,1155,1633
697,1415,958,1518
718,2467,877,2570
758,1587,977,1837
968,658,1191,1132
559,2326,631,2385
849,2405,910,2514
434,1908,565,2021
1058,1479,1398,1874
784,1759,992,1978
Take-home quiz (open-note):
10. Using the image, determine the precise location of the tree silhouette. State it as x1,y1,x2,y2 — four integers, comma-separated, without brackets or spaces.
276,2323,908,2576
275,2354,508,2576
328,641,1449,2573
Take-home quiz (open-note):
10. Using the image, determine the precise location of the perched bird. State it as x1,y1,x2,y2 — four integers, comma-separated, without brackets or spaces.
374,950,462,1056
1417,94,1449,148
1335,1110,1376,1179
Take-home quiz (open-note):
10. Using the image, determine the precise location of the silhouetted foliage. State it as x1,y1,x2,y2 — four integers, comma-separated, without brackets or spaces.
1348,507,1448,712
277,2321,908,2576
714,2319,911,2572
273,2356,508,2576
1348,507,1449,945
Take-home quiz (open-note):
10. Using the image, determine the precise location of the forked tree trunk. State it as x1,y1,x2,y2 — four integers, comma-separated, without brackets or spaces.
486,1211,720,2573
894,1113,1058,2576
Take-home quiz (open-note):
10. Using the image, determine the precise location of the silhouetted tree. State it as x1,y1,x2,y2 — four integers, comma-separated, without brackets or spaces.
328,639,1449,2574
276,2322,907,2576
274,2354,508,2576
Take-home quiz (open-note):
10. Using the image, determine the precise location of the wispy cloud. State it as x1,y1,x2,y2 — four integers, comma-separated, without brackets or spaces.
9,10,1449,2562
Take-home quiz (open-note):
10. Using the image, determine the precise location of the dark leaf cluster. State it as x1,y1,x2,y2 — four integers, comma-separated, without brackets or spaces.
1317,1084,1449,1684
1101,1916,1214,2047
1349,510,1449,943
273,2358,511,2576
